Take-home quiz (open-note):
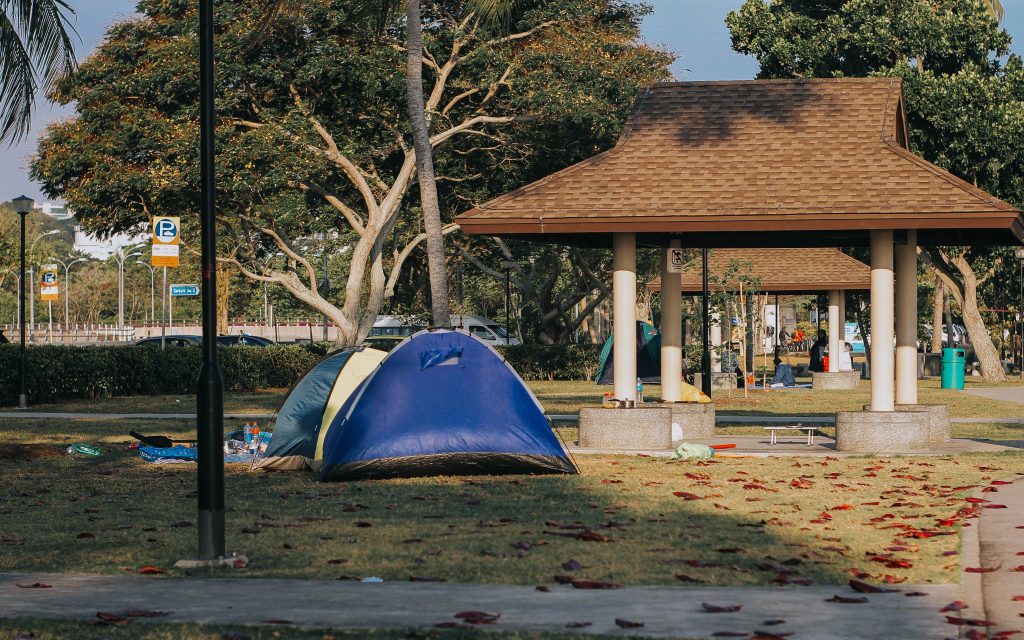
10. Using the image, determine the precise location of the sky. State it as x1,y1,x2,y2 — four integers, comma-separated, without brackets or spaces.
3,0,1024,203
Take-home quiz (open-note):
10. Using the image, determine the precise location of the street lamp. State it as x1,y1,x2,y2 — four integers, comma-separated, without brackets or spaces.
1016,247,1024,382
27,229,59,337
12,195,34,408
113,248,142,330
50,256,87,330
136,260,156,324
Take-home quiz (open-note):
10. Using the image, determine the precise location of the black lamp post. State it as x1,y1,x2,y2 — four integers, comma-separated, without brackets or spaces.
1016,247,1024,382
13,195,34,409
700,247,711,397
196,0,225,560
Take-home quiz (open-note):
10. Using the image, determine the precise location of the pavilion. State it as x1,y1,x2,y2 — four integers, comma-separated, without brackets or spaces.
455,78,1023,452
648,247,871,389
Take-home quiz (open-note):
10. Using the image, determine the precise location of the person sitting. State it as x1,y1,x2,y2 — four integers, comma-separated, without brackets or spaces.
809,330,827,372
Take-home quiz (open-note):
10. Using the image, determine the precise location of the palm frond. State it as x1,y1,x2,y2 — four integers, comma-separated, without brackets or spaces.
467,0,515,26
0,9,37,144
986,0,1004,23
5,0,76,90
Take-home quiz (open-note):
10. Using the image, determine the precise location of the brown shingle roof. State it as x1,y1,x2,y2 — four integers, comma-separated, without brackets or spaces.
456,78,1022,246
648,248,870,294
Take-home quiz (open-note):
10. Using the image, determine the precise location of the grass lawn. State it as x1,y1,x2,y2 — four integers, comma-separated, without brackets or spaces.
0,618,618,640
14,377,1022,420
1,418,1021,589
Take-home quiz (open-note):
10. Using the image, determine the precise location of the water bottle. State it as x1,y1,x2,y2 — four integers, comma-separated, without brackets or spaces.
636,377,644,404
243,422,253,447
249,423,260,455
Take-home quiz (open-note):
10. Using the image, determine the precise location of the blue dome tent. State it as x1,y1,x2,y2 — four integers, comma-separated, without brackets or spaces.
319,330,577,481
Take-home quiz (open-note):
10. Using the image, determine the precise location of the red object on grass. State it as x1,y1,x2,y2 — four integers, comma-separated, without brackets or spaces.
709,444,737,450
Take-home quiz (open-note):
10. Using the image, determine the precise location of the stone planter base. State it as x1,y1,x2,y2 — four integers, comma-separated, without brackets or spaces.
835,410,931,453
579,407,671,450
812,370,860,390
862,403,950,443
692,372,736,392
651,402,716,441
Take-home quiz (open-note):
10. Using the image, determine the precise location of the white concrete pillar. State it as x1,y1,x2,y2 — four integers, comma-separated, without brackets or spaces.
870,230,895,411
613,233,637,402
710,312,722,373
828,289,841,373
895,229,918,405
838,292,846,357
660,240,682,402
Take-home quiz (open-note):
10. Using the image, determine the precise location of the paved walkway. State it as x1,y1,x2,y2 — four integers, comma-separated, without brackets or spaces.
4,411,1024,424
570,435,1019,458
0,573,959,639
964,385,1024,405
974,474,1024,633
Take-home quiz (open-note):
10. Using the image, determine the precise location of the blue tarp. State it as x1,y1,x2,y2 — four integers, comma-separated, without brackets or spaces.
320,330,576,480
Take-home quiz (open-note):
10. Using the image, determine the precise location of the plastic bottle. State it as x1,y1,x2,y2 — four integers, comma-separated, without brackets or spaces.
249,423,260,455
243,422,253,447
636,377,644,404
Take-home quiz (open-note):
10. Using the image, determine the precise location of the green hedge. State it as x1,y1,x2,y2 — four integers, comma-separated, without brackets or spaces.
0,344,319,405
0,342,601,405
495,344,602,382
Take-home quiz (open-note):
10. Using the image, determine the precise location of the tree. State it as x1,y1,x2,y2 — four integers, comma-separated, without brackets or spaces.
32,0,671,346
727,0,1024,381
0,0,76,144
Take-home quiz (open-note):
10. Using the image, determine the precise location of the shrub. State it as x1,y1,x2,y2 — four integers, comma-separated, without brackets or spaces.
495,344,602,381
0,344,319,405
0,342,601,405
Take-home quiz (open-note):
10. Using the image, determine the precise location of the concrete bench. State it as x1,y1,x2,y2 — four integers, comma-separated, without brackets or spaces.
764,425,817,446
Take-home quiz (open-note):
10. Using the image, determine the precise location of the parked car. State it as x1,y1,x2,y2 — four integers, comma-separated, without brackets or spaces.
215,334,275,346
134,334,274,347
363,335,406,351
450,314,520,346
920,323,969,347
134,335,203,347
368,314,426,337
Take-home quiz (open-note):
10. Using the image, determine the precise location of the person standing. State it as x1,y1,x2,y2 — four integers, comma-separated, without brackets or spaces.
809,329,827,372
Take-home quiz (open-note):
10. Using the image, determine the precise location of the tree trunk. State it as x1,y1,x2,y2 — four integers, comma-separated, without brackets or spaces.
943,255,1007,382
405,0,451,327
931,274,943,353
216,262,230,335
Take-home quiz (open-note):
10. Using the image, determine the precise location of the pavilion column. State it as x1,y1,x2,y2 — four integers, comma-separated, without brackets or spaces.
828,290,841,373
895,230,918,405
660,240,682,402
870,230,895,411
710,312,722,373
613,233,637,401
838,291,846,365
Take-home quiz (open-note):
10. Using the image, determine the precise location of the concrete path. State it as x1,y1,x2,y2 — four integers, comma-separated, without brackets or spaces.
964,385,1024,405
570,435,1019,458
4,411,1024,424
974,475,1024,634
0,572,959,639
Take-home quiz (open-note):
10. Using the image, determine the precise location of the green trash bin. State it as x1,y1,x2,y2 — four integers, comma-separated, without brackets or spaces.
941,347,966,390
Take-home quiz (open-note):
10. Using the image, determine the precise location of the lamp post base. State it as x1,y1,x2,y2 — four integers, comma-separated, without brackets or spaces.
174,554,248,570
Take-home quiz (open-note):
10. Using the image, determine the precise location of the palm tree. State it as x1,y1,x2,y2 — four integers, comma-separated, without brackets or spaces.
0,0,76,144
402,0,512,327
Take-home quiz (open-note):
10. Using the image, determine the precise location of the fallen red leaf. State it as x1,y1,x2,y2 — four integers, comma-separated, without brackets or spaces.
825,595,868,603
570,579,621,589
673,491,703,500
965,565,1002,573
702,603,742,613
983,504,1008,509
137,565,166,575
15,583,51,589
830,504,855,511
940,601,969,612
95,612,130,625
945,616,994,626
615,618,644,628
849,579,899,593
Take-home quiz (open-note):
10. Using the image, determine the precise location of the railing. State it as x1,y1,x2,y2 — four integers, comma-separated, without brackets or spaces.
0,323,136,344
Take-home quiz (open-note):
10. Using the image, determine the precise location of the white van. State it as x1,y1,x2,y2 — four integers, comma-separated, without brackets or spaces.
451,314,520,346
